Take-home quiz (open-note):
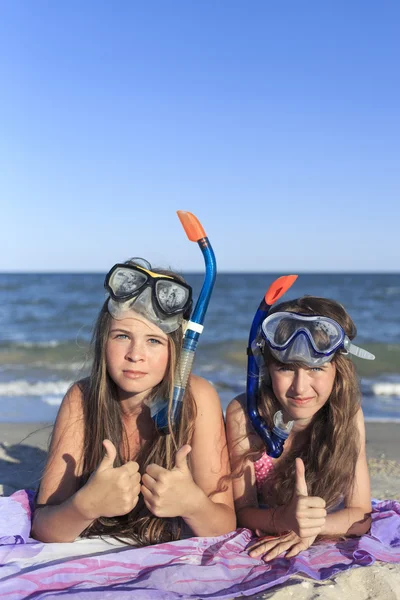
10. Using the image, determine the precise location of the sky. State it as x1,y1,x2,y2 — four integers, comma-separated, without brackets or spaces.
1,1,399,273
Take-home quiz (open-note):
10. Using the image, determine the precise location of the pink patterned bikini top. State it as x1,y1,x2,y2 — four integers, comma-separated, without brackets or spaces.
254,451,275,491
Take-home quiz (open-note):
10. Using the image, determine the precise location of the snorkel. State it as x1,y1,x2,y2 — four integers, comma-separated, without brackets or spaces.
151,211,216,434
247,275,298,458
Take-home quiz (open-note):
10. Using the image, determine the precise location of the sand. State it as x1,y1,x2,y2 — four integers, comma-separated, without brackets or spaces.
0,421,399,599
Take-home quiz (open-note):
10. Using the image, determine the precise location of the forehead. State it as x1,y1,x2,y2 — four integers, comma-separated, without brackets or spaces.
110,314,168,338
270,360,336,373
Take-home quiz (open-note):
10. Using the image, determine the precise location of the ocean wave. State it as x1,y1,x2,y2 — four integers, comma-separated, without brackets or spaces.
0,380,72,397
0,339,84,349
1,361,87,372
42,396,64,406
372,383,400,397
13,340,61,348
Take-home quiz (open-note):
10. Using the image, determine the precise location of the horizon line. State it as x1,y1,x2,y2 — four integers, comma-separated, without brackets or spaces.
0,270,399,276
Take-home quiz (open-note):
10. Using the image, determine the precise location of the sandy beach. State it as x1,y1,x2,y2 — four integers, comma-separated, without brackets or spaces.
0,421,399,599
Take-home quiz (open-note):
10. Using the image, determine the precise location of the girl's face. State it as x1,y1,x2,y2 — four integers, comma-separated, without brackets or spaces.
106,314,170,403
268,361,336,428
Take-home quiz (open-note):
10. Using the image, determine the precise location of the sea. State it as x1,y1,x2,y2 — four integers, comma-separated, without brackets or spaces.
0,273,399,423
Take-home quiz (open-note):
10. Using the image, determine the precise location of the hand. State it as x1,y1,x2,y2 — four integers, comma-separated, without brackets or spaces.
280,458,326,538
77,439,141,520
248,529,318,562
141,445,199,518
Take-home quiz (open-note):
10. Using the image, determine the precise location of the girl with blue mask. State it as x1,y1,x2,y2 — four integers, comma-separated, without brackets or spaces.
226,294,374,562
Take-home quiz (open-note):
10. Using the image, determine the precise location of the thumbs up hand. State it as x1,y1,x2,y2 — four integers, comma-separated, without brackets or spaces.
77,439,141,520
284,458,327,539
97,439,117,471
248,458,327,562
141,445,198,518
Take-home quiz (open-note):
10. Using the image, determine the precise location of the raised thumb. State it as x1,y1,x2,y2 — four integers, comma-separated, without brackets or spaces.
295,457,308,497
174,444,192,471
98,439,117,471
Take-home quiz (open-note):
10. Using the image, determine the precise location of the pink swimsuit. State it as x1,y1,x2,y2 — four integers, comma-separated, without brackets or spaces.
254,452,275,491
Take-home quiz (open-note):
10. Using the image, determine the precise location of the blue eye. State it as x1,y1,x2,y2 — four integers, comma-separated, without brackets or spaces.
148,337,162,345
115,333,129,340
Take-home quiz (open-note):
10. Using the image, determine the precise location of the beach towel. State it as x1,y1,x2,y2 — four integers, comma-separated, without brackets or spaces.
0,490,399,599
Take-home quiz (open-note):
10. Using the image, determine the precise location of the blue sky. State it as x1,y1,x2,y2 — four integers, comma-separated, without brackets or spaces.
1,1,399,273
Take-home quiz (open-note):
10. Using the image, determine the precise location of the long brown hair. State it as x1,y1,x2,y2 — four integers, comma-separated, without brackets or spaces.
236,296,362,510
78,267,197,546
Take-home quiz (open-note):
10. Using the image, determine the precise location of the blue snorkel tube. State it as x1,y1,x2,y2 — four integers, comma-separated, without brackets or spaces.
151,211,216,435
247,275,298,458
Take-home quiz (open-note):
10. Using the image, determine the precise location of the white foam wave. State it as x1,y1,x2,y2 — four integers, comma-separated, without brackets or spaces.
372,383,400,397
15,340,61,348
42,395,63,406
364,417,400,423
1,362,86,372
0,380,72,397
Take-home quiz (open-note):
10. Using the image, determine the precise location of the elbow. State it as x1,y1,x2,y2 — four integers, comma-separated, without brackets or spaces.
346,508,372,537
30,511,46,542
31,527,76,544
31,511,76,544
217,506,237,535
227,510,238,533
347,516,372,537
213,505,237,535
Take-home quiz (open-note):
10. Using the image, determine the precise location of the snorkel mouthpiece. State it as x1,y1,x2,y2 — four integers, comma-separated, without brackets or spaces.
247,276,297,458
151,211,216,434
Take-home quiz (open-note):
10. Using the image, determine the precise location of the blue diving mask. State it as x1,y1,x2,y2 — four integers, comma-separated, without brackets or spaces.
262,312,375,366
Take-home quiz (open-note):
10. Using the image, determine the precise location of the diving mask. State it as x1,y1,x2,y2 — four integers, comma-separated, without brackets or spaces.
105,258,192,333
262,312,375,367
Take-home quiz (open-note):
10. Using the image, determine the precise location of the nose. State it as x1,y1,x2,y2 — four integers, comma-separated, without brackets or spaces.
125,340,145,362
290,368,309,397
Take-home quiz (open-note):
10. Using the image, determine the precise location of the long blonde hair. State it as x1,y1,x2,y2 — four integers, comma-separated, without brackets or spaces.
78,268,197,545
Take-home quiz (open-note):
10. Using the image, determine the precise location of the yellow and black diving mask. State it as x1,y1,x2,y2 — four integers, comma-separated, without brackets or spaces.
104,258,192,333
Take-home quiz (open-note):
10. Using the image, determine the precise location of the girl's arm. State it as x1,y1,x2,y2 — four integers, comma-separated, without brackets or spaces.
180,375,236,536
141,376,236,536
225,395,283,534
31,384,140,543
249,408,372,561
32,384,94,542
320,407,372,536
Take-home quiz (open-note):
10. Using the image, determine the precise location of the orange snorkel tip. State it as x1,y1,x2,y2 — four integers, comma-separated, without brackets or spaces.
177,210,207,242
265,275,298,306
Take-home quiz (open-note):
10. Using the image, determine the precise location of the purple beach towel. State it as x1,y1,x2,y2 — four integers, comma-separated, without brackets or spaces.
0,490,399,599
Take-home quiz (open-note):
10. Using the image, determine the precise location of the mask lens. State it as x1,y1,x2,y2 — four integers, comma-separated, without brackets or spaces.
155,280,190,314
109,267,147,298
263,314,297,348
310,320,342,351
263,313,344,354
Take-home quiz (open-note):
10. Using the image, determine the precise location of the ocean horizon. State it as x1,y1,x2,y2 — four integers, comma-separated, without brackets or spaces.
1,272,399,423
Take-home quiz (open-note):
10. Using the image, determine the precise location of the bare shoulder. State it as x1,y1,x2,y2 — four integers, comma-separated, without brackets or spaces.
37,381,87,504
61,379,85,411
48,379,86,458
355,406,367,446
226,392,256,446
226,394,252,436
355,406,366,425
189,374,222,413
226,393,247,420
51,381,85,438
